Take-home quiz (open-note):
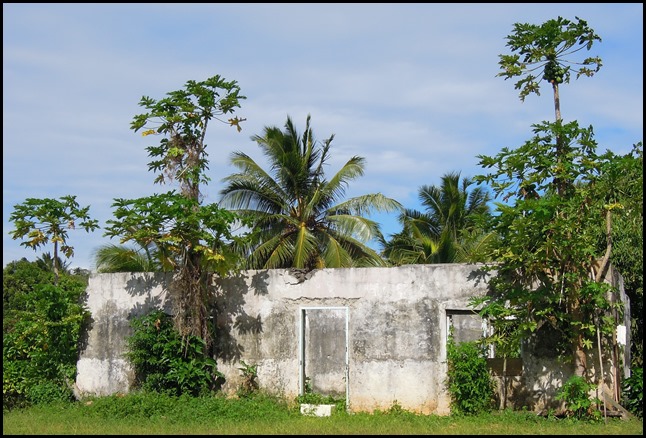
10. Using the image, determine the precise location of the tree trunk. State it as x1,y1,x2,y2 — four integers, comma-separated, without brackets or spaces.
502,355,508,410
595,209,613,283
552,82,561,122
53,240,60,285
572,304,588,377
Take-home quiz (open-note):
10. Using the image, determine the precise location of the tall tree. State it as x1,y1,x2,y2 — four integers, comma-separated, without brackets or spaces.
382,171,493,264
473,17,625,380
9,195,99,284
219,114,403,270
104,75,247,352
497,16,601,196
596,143,643,368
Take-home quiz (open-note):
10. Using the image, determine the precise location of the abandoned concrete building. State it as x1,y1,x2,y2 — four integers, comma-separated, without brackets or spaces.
75,263,631,415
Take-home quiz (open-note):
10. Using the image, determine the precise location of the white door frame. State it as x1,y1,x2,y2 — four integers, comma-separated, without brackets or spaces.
298,306,349,411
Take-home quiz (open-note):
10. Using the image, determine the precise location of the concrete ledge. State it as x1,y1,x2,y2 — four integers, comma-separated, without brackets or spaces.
300,403,336,417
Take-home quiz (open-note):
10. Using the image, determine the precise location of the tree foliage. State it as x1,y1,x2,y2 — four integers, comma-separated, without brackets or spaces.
9,195,99,282
131,75,246,201
3,258,55,320
472,17,629,379
219,114,403,270
382,171,494,264
474,121,621,371
596,143,643,367
104,192,243,276
35,252,72,275
104,75,248,352
93,243,165,273
497,16,602,103
3,260,89,409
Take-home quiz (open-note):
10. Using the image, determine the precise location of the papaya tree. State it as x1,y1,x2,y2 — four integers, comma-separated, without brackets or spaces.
9,195,99,284
103,75,248,352
473,16,629,381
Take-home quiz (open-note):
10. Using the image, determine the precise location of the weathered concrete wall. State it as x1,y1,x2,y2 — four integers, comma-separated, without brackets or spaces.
75,264,629,415
211,264,494,415
76,272,172,396
76,265,489,414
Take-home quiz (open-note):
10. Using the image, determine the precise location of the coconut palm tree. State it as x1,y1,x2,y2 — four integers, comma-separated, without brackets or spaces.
382,171,494,264
36,252,71,275
219,114,403,270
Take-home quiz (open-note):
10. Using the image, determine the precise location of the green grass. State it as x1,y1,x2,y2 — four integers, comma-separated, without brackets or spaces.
3,392,643,435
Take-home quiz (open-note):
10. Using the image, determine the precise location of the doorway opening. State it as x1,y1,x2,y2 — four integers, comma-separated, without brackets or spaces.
298,306,349,411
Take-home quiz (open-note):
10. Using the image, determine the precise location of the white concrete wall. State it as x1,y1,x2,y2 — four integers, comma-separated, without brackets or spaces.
211,264,492,415
76,272,172,396
75,264,627,415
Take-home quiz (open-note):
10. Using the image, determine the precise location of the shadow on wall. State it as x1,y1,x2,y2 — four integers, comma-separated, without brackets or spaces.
125,272,172,318
213,270,270,362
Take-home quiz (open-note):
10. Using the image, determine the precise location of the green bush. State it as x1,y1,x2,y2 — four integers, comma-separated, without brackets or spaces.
555,375,601,421
622,367,643,418
446,338,496,415
3,258,55,319
26,380,75,405
124,310,222,397
3,263,89,410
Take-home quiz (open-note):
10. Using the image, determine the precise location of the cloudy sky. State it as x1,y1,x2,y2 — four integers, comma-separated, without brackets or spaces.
3,3,643,271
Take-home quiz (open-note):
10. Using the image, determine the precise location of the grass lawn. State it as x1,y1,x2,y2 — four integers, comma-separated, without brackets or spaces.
3,392,643,435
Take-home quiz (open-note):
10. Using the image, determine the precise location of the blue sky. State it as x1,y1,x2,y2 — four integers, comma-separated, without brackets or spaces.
3,3,643,270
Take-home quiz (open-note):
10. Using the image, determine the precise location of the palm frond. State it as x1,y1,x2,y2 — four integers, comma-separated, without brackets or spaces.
331,193,403,217
293,227,319,269
327,214,382,242
93,243,159,272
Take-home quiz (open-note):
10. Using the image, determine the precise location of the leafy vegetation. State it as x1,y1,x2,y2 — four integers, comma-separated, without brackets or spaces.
236,360,259,398
93,242,164,273
3,260,90,410
103,75,249,354
497,16,602,103
124,310,222,397
3,258,56,319
597,143,643,368
621,367,643,419
473,16,625,384
382,171,494,264
554,375,601,421
219,113,403,270
8,195,99,283
445,337,496,415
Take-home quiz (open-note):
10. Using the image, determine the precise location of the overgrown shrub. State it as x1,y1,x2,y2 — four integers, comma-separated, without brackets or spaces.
125,310,222,397
445,337,496,415
3,264,89,410
26,380,75,406
621,367,643,418
555,375,601,421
